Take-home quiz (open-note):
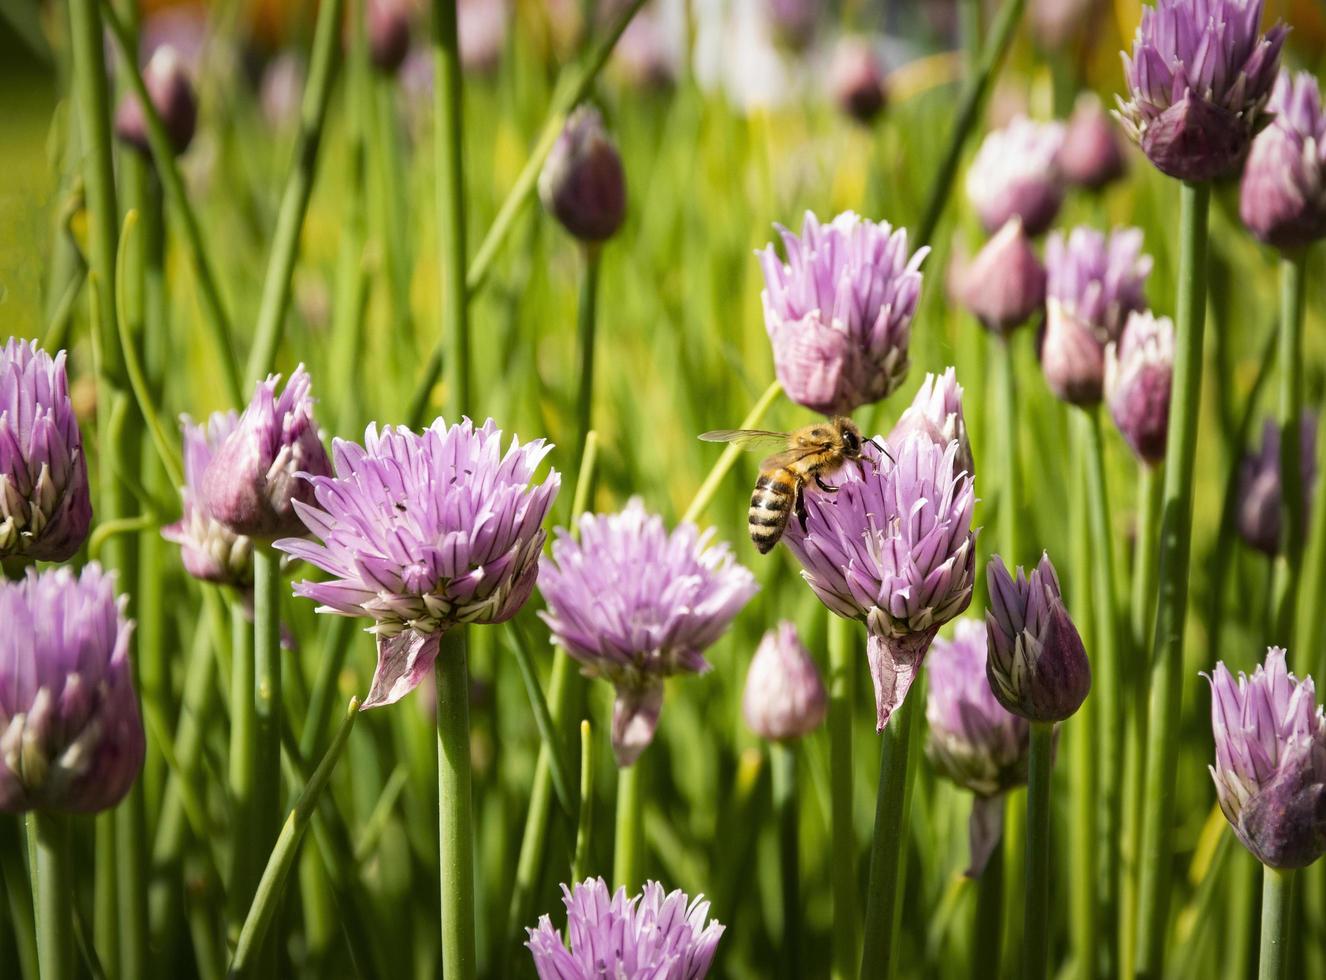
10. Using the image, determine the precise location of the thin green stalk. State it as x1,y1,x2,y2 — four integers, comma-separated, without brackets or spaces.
1173,828,1233,980
972,817,1004,980
1000,795,1026,978
436,628,477,980
997,337,1021,565
28,812,73,980
1068,451,1097,979
1257,867,1293,980
573,720,594,884
1,817,38,980
244,0,346,384
252,545,283,925
228,598,257,936
1024,723,1055,980
228,699,360,978
613,759,643,889
860,687,921,979
573,248,601,476
828,613,857,980
433,0,470,421
915,0,1028,247
299,617,357,761
1271,250,1308,645
405,0,651,426
1303,412,1326,682
684,380,783,525
508,623,575,818
771,741,800,978
1135,180,1211,980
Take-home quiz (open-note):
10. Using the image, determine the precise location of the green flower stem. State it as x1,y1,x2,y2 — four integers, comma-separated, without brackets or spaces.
228,597,258,937
996,336,1021,565
860,685,921,980
1024,723,1055,980
1068,455,1098,979
1172,827,1233,980
1120,461,1162,977
972,814,1004,979
1257,867,1293,980
252,544,284,927
771,741,801,977
1271,249,1308,645
999,796,1026,978
405,0,650,426
509,622,576,818
228,698,360,978
433,0,470,421
93,813,118,974
573,248,602,479
436,627,477,980
1135,180,1211,980
1080,406,1123,957
613,760,643,889
573,720,595,884
27,812,73,980
683,380,783,525
828,613,858,980
1303,408,1326,684
1,817,38,979
915,0,1027,247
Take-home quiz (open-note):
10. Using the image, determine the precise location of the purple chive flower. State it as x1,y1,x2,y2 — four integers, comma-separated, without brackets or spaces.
1237,416,1318,556
526,877,725,979
114,45,198,155
957,218,1047,336
783,433,976,732
742,621,827,741
162,412,253,587
1042,226,1153,406
1106,311,1174,465
926,619,1031,876
758,211,928,417
1117,0,1287,182
1205,648,1326,868
1059,93,1128,191
367,0,413,73
1240,71,1326,250
965,117,1066,237
0,338,92,563
540,499,757,766
200,364,332,540
887,367,974,479
0,565,143,813
538,106,627,244
277,418,560,709
985,553,1091,723
828,37,887,125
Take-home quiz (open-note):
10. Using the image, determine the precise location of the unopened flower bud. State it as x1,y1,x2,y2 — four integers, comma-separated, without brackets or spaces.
828,38,886,125
1106,310,1173,464
966,117,1065,237
957,218,1046,336
1240,71,1326,251
1041,299,1106,406
162,412,253,586
539,106,627,244
368,0,412,74
1237,416,1318,555
985,553,1091,723
114,46,198,155
887,367,973,479
742,621,827,741
1059,93,1127,191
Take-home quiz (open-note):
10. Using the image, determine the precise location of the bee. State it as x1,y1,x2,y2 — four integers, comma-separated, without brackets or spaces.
699,416,884,554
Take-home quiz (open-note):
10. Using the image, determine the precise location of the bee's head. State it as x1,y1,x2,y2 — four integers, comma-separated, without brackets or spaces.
835,417,863,458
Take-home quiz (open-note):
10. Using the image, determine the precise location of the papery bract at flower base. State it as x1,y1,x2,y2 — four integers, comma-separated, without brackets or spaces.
1205,648,1326,868
985,553,1091,723
956,218,1046,337
758,211,927,417
887,367,973,479
162,412,254,587
526,878,725,979
1116,0,1286,182
0,565,143,814
1236,416,1318,556
201,364,332,540
0,338,92,563
965,116,1065,236
1240,71,1326,251
1059,93,1127,191
783,434,976,732
1106,310,1174,464
743,621,827,741
539,499,757,766
277,418,560,709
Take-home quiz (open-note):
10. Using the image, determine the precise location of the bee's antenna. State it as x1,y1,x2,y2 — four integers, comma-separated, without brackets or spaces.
871,437,894,463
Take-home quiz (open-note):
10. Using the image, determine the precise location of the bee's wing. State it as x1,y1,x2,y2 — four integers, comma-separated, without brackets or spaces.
697,429,790,452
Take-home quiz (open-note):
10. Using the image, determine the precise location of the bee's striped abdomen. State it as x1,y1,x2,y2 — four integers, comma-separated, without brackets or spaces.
749,471,797,553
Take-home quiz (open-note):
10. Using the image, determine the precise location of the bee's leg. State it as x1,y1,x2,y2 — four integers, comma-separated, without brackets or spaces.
815,474,839,493
795,485,809,532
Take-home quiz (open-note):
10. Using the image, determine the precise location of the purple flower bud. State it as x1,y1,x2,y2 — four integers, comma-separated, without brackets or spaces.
1117,0,1287,182
1059,93,1128,190
985,553,1091,722
758,211,928,417
279,418,559,709
1205,647,1326,868
966,117,1066,236
784,435,976,732
0,565,143,813
742,621,827,741
956,218,1047,336
538,106,627,244
1041,298,1108,406
367,0,412,74
828,37,886,125
1106,310,1174,464
887,367,973,479
200,365,332,540
539,499,757,766
114,45,198,155
526,878,725,979
162,412,253,587
0,338,92,562
1240,71,1326,250
1237,416,1318,555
